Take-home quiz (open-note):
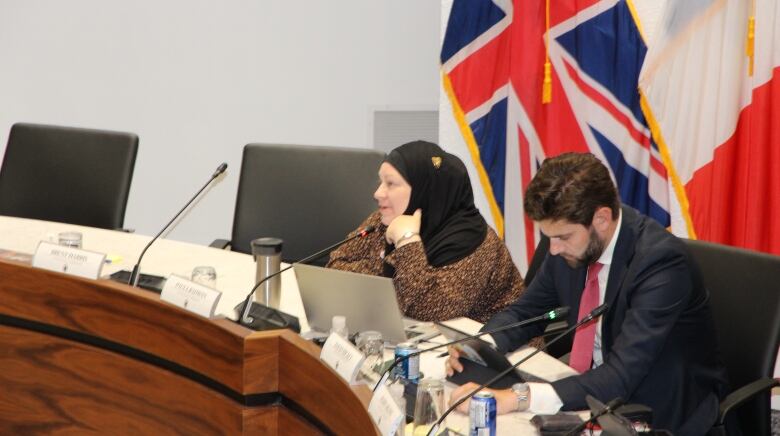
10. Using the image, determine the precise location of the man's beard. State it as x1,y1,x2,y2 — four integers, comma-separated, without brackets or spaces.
565,226,605,268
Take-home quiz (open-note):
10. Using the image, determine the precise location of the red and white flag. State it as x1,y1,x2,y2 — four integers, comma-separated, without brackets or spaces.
639,0,780,255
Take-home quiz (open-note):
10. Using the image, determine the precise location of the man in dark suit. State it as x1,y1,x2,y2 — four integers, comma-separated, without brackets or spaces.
447,153,728,436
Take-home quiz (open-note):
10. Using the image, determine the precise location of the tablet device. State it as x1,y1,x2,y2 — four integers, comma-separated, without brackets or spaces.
435,322,525,389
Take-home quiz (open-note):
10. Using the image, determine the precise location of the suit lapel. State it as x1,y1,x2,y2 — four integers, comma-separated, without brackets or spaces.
604,207,638,316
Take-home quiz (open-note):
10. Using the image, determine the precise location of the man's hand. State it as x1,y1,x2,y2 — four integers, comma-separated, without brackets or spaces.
449,382,520,414
444,345,464,376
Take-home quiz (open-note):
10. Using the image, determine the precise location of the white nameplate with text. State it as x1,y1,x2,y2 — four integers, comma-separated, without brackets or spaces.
368,383,404,436
160,275,222,318
320,333,365,384
32,241,105,280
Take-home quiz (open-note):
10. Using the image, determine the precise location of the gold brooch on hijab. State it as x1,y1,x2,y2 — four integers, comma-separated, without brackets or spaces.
431,156,442,169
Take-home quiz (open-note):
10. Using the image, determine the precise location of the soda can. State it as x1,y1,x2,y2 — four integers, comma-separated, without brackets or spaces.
393,342,420,381
469,391,497,436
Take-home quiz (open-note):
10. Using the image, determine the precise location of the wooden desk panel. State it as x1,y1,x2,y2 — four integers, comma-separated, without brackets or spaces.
0,260,250,391
0,260,378,435
0,325,248,435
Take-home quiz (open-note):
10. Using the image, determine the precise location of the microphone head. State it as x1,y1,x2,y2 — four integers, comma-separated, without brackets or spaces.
213,162,228,177
547,306,570,320
360,225,376,236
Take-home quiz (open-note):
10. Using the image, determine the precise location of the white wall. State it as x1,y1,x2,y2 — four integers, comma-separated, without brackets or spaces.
0,0,441,244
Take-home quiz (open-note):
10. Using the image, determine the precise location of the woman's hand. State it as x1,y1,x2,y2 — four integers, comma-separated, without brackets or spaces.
386,209,422,248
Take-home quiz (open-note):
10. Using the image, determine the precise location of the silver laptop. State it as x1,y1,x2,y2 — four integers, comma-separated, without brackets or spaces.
294,264,434,344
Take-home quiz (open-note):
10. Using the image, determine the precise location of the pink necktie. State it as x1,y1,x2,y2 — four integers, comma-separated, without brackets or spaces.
569,262,604,373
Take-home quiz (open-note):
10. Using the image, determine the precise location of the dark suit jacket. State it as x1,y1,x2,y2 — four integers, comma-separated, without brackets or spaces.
485,206,728,436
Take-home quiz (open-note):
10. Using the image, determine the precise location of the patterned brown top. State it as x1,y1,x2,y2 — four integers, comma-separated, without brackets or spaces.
327,211,525,323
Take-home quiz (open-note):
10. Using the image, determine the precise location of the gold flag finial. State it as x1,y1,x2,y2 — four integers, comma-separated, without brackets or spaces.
746,0,756,77
542,0,552,103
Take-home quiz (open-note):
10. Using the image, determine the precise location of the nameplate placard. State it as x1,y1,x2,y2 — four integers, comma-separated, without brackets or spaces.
320,333,365,384
32,241,106,280
368,383,404,436
160,275,222,318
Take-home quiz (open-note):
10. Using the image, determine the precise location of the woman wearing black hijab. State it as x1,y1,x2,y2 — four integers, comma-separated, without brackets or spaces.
327,140,525,322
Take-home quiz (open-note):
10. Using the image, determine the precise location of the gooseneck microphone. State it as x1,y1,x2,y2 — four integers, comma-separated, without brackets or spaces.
426,303,609,436
566,396,625,436
373,307,570,392
238,225,376,326
128,163,228,287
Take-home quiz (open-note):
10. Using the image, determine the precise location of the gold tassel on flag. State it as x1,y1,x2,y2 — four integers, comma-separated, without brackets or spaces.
746,0,755,76
542,0,552,103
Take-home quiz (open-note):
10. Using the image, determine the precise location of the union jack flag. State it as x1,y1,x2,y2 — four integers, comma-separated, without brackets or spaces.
441,0,669,270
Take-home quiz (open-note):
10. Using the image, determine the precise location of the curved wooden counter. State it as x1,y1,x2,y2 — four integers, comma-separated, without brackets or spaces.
0,260,378,435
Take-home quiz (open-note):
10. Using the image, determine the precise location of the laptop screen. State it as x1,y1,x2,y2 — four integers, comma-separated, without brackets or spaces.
294,264,408,343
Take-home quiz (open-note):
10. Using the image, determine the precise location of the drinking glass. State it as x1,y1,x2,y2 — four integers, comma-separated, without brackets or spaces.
58,231,83,249
191,266,217,288
356,330,384,372
412,378,444,434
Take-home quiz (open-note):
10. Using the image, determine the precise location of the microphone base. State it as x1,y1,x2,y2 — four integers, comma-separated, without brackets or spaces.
235,302,301,333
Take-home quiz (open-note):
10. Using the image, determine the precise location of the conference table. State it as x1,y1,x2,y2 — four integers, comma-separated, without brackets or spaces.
0,216,294,325
0,216,583,435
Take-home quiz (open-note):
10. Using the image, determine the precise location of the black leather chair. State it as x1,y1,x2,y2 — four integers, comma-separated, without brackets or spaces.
213,143,385,265
682,239,780,436
0,123,138,229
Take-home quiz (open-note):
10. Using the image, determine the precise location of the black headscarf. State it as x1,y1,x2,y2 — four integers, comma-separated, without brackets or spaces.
383,140,487,271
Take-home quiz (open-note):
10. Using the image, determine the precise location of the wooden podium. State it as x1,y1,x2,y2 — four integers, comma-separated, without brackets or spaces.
0,260,379,435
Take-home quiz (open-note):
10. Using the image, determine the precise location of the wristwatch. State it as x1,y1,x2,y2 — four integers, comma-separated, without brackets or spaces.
511,383,530,411
396,230,419,245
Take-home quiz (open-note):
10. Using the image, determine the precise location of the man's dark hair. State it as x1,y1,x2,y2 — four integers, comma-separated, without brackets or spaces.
524,153,620,225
